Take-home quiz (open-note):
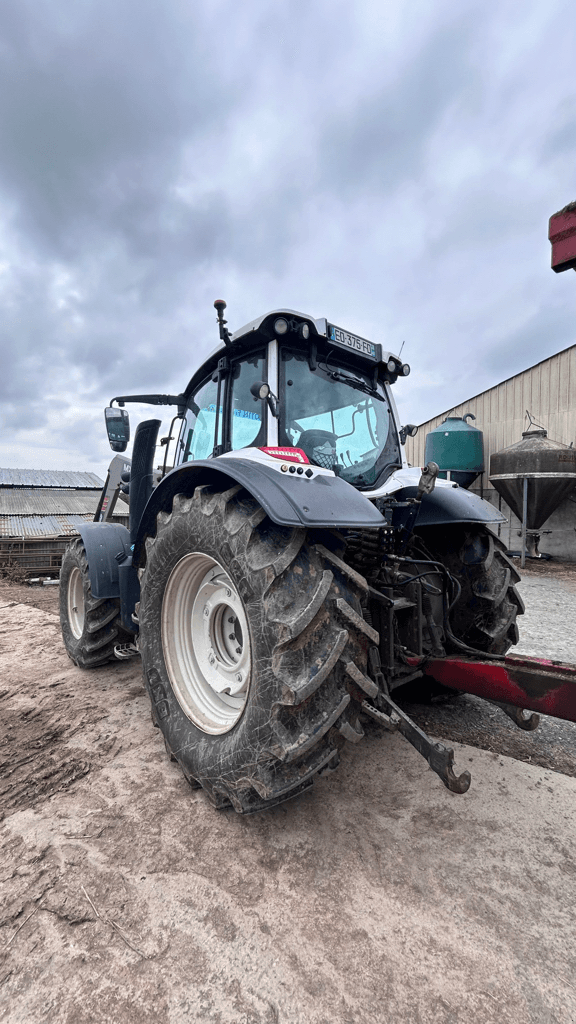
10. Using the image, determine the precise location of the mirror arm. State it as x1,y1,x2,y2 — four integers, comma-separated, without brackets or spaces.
111,393,187,415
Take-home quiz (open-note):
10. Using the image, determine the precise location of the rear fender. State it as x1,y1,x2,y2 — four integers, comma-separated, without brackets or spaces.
391,485,506,528
132,456,385,562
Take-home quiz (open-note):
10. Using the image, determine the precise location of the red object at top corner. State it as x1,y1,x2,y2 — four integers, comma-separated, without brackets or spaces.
549,201,576,272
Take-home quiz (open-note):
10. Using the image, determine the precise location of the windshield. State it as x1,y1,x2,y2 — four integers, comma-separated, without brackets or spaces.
281,348,401,488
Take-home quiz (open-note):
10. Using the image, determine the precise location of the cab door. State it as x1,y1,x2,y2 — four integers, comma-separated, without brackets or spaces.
178,346,268,465
227,348,267,452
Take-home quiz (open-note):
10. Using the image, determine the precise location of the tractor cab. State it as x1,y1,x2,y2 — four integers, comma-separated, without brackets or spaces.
177,307,410,491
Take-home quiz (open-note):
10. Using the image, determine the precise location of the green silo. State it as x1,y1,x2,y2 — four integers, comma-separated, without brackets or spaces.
424,414,484,489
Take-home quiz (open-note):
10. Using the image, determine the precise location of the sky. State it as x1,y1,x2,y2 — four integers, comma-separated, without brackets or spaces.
1,0,575,478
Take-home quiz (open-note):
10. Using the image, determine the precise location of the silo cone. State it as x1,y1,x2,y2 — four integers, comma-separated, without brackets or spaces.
490,428,576,558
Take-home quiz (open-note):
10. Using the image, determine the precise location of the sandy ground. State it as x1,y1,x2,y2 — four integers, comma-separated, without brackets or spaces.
1,577,576,1023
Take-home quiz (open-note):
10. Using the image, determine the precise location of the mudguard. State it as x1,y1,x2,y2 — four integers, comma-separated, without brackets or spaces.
75,521,132,599
132,457,385,561
392,485,505,527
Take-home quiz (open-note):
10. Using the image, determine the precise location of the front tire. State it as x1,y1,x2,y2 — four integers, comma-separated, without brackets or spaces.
60,537,131,667
138,484,377,813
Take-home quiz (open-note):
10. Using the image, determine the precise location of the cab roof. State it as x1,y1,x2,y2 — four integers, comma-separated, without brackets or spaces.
184,308,403,399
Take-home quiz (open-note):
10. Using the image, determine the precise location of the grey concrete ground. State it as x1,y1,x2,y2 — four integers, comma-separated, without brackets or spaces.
515,568,576,662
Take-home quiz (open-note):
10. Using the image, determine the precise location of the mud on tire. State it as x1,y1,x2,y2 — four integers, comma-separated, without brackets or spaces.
414,525,524,656
60,537,131,668
138,484,377,813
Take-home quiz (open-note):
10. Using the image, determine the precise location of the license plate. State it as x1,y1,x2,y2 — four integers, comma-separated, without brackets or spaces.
326,323,380,362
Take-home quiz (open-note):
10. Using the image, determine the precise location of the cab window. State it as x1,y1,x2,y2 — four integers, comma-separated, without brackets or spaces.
181,378,221,462
280,347,400,488
229,350,266,451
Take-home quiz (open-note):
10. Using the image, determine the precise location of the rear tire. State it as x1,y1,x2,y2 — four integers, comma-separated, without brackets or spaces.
138,484,376,813
59,537,131,668
414,525,524,655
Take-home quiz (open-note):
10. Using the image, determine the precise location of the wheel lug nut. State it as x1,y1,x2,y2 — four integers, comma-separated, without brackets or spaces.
228,616,235,623
235,647,242,654
228,633,235,640
236,673,242,682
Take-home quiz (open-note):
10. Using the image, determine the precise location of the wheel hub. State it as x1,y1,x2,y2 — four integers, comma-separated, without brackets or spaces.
162,552,251,735
67,566,85,639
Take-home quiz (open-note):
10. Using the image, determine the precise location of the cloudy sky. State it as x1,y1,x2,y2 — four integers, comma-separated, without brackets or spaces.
1,0,575,477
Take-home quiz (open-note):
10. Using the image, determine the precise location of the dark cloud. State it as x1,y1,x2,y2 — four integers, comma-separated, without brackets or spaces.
0,0,574,472
318,13,479,198
0,1,227,253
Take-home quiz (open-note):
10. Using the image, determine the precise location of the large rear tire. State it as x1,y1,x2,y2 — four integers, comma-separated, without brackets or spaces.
59,537,131,668
414,525,524,655
138,484,376,813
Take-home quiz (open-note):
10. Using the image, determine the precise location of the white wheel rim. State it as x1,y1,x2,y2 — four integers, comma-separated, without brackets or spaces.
68,566,85,639
161,552,251,735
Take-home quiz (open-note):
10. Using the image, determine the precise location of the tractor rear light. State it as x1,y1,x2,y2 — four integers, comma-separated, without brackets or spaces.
274,317,289,335
259,446,310,464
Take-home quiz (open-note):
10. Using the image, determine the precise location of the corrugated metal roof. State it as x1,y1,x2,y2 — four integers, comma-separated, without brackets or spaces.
0,514,93,538
0,468,104,488
0,488,129,516
0,512,128,538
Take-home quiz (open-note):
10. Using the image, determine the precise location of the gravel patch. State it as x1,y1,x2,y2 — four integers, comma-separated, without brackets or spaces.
402,561,576,778
514,566,576,664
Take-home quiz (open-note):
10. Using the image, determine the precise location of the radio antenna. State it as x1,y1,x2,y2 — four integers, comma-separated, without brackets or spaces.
214,299,232,346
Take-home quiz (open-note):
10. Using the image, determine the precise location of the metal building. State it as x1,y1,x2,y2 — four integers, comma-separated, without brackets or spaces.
0,468,128,575
405,344,576,560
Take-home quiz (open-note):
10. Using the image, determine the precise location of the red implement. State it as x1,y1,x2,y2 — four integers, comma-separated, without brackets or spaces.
549,201,576,273
421,654,576,723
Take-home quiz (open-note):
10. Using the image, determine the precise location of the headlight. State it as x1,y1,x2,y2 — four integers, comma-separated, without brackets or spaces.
386,358,397,373
401,363,411,376
274,317,288,335
299,323,310,340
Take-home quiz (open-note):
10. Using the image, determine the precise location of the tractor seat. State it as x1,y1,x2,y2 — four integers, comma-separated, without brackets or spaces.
297,429,338,470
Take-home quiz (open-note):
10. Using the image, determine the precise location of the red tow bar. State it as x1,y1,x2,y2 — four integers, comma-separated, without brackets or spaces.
421,654,576,724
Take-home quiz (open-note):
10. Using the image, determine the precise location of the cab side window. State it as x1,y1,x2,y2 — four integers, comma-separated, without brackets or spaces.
182,378,221,462
229,351,266,451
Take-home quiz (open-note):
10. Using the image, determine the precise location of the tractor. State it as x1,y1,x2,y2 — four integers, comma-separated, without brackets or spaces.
59,301,576,812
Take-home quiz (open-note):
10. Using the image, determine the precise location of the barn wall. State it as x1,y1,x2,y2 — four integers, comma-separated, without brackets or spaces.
405,344,576,561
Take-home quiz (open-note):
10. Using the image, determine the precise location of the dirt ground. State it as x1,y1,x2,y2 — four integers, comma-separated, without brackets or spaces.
1,577,576,1023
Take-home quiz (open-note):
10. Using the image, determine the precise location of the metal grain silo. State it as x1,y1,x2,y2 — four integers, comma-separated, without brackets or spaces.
490,427,576,562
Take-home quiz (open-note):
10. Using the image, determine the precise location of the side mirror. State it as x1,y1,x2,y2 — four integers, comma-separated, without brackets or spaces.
104,407,130,452
399,423,418,445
